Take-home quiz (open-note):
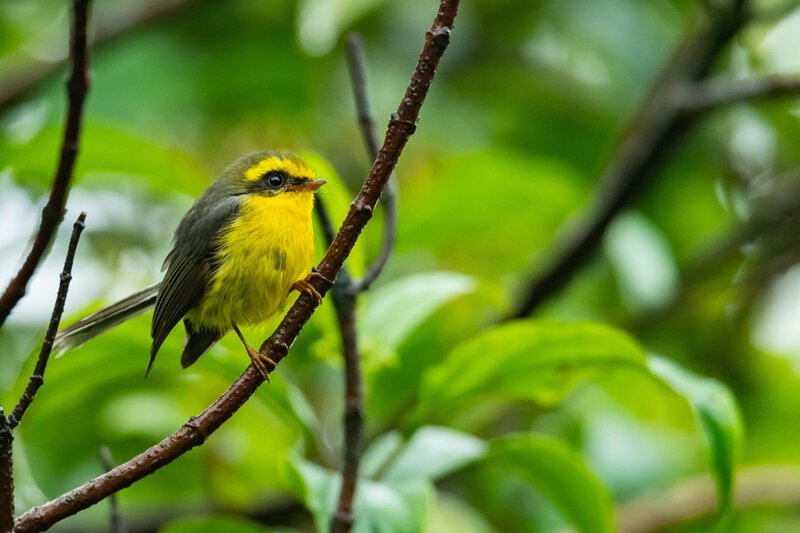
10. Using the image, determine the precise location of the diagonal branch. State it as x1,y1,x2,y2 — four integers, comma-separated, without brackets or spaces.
8,213,87,429
508,1,749,319
13,1,460,530
0,0,93,330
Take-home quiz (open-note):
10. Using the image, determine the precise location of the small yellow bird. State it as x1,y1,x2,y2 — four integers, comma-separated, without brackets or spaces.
54,151,326,381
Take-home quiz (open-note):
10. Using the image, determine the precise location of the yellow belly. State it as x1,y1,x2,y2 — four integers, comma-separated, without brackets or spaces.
189,193,314,329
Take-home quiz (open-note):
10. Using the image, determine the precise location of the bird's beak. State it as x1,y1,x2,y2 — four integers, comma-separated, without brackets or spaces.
300,179,327,192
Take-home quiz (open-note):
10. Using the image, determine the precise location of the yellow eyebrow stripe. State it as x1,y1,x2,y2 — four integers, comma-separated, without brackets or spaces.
244,156,314,182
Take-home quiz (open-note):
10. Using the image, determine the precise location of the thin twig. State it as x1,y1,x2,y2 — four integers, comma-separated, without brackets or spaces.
346,34,399,294
316,197,363,532
677,75,800,113
0,0,93,329
508,1,749,319
0,409,12,532
329,285,362,533
14,1,460,530
8,213,87,429
99,447,127,533
0,0,194,115
325,33,396,532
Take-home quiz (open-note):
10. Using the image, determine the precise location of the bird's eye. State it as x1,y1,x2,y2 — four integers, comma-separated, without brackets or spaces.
266,172,285,188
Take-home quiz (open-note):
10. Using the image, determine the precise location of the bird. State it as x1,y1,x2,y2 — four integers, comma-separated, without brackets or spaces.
54,151,327,381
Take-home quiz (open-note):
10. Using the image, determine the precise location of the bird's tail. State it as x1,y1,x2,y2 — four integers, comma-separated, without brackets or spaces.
54,282,160,355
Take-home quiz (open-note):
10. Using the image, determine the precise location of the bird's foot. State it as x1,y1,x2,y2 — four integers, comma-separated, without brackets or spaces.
245,345,275,383
292,272,327,306
233,323,275,382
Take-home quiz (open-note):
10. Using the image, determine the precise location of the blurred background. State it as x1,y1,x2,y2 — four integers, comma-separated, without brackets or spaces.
2,0,800,531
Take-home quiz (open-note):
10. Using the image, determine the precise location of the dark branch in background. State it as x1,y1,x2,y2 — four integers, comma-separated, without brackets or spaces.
14,1,460,530
8,213,87,429
508,1,752,319
0,0,194,115
314,199,363,533
99,447,127,533
618,465,800,533
0,0,93,329
346,34,399,294
326,33,394,533
677,75,800,113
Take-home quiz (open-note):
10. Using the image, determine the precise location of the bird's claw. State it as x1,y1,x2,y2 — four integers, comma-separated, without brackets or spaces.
292,274,325,305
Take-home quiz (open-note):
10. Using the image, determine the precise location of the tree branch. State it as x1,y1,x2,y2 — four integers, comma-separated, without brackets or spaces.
677,75,800,113
325,32,394,532
0,410,12,532
7,213,87,429
0,0,194,115
508,1,749,319
0,0,93,330
346,34,399,295
13,1,460,530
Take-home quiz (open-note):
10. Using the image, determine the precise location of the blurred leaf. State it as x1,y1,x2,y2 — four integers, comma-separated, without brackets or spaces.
648,355,743,513
489,433,615,533
2,122,208,195
296,0,385,55
383,426,487,483
161,515,274,533
286,454,433,533
604,211,679,313
361,271,476,352
414,321,646,422
360,431,403,478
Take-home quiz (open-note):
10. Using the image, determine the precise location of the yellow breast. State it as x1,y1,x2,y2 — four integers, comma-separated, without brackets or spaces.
190,192,315,329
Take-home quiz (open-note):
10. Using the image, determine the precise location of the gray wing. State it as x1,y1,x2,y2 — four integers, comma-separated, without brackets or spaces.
148,193,241,374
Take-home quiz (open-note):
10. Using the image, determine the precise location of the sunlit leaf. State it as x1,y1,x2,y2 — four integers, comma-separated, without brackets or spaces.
383,426,487,483
648,355,743,513
361,271,476,351
414,321,647,422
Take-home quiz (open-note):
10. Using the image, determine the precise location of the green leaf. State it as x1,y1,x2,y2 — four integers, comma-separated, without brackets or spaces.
648,355,743,513
415,321,646,421
161,515,274,533
360,431,403,478
383,426,487,483
286,454,433,533
489,433,615,533
361,271,476,351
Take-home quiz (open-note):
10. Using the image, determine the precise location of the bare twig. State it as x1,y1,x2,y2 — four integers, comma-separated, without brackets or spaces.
8,213,87,429
14,1,460,530
329,272,362,533
509,1,750,319
677,75,800,113
99,447,127,533
346,34,399,295
0,409,12,532
0,0,92,329
0,0,193,115
618,465,800,533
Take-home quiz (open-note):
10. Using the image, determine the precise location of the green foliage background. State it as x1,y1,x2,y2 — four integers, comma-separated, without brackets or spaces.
1,0,799,531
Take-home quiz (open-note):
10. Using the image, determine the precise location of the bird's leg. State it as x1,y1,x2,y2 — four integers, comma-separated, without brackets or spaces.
232,323,275,382
291,270,330,306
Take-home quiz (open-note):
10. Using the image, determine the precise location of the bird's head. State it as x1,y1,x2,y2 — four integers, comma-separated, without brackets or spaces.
221,151,326,198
